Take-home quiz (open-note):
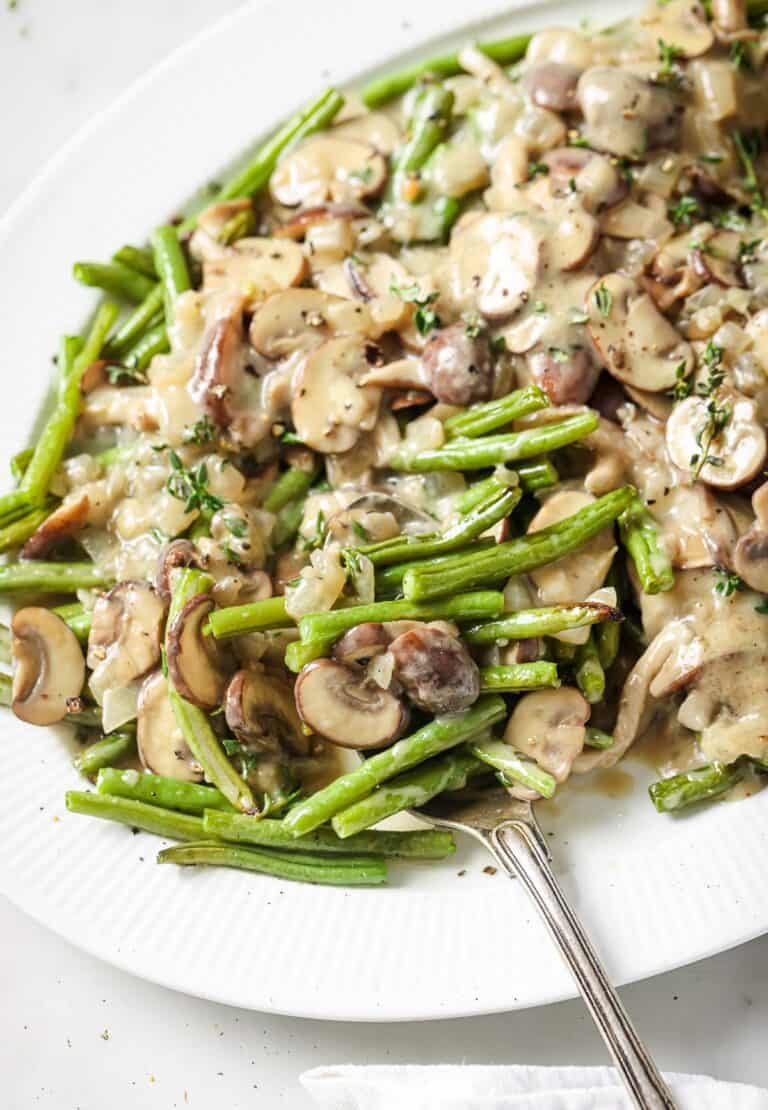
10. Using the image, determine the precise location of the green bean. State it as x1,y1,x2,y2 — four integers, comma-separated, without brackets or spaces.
0,504,53,553
96,768,235,815
0,672,11,707
105,285,165,358
56,334,84,394
298,590,504,644
264,466,316,513
455,460,558,515
388,85,454,201
167,569,255,811
157,840,388,886
218,207,256,245
284,637,334,673
362,34,532,107
111,244,157,279
575,633,606,704
469,737,557,798
65,790,204,840
618,497,674,595
72,261,154,303
464,602,621,645
0,623,10,664
285,695,506,836
17,302,119,508
9,446,34,484
443,385,549,439
52,601,92,642
120,321,169,371
357,487,520,568
330,749,486,839
203,810,456,858
73,733,137,778
0,562,109,594
272,500,305,548
151,225,191,327
66,706,103,729
207,595,292,639
403,486,636,601
204,87,346,211
373,539,497,598
648,762,743,813
389,411,598,472
478,662,560,692
584,726,614,750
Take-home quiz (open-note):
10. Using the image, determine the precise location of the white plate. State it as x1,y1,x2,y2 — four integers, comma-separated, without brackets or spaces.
2,0,768,1022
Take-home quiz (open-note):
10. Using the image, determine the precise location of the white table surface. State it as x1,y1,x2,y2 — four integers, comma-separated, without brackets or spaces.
2,2,768,1106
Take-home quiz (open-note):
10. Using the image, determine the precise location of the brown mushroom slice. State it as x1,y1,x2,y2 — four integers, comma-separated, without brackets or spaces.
294,658,407,749
586,274,694,392
224,668,309,756
388,625,480,714
666,393,767,488
249,288,373,359
527,347,600,407
270,137,386,207
541,148,627,211
360,357,430,392
137,671,202,782
551,202,600,271
449,213,544,320
640,0,714,57
421,324,494,405
165,594,230,709
690,230,743,287
521,61,582,111
528,490,617,609
20,494,90,559
11,608,86,726
291,336,382,453
274,202,369,240
86,581,166,703
189,305,245,427
599,199,672,242
317,253,416,336
154,539,201,601
504,688,589,783
577,68,678,158
202,237,306,305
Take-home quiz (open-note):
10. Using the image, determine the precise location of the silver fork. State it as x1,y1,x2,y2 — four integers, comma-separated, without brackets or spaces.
415,787,677,1110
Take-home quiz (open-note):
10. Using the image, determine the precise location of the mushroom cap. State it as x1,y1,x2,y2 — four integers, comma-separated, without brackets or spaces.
224,668,310,756
316,253,416,336
291,336,382,453
202,237,306,305
640,0,714,57
137,671,202,782
421,324,494,406
449,213,544,320
542,147,627,211
86,581,166,703
387,624,480,714
521,61,582,111
577,67,678,158
189,307,245,427
504,687,590,783
331,112,401,154
166,594,231,709
12,607,86,726
270,137,387,207
294,658,407,749
587,273,694,392
249,288,373,359
154,539,201,600
666,393,767,488
20,494,90,560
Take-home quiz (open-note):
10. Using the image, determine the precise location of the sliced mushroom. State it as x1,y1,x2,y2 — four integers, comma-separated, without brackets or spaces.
189,304,245,427
542,148,627,212
577,68,678,158
202,237,306,305
249,288,373,359
86,581,166,703
360,356,430,392
332,112,401,154
387,624,480,714
20,494,90,559
154,539,201,600
344,492,435,533
11,608,86,726
551,200,600,271
421,324,494,405
521,62,582,111
294,658,407,749
224,668,309,756
599,198,672,241
586,273,694,392
274,202,369,240
316,253,417,336
527,490,617,608
526,26,594,69
137,671,202,782
640,0,714,58
678,651,768,764
165,594,231,709
733,483,768,592
504,688,589,783
291,336,381,453
528,347,600,406
690,230,743,287
666,392,767,488
270,137,386,207
196,198,253,240
449,213,544,320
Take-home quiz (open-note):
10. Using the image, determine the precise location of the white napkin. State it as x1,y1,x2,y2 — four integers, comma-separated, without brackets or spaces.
301,1065,768,1109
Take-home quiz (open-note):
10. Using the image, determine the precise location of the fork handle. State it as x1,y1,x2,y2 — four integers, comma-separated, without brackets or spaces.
489,820,677,1110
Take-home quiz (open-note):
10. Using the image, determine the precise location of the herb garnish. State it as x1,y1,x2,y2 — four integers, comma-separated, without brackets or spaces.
668,195,700,227
166,451,225,515
183,414,217,446
389,281,441,336
593,282,612,318
713,566,743,597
